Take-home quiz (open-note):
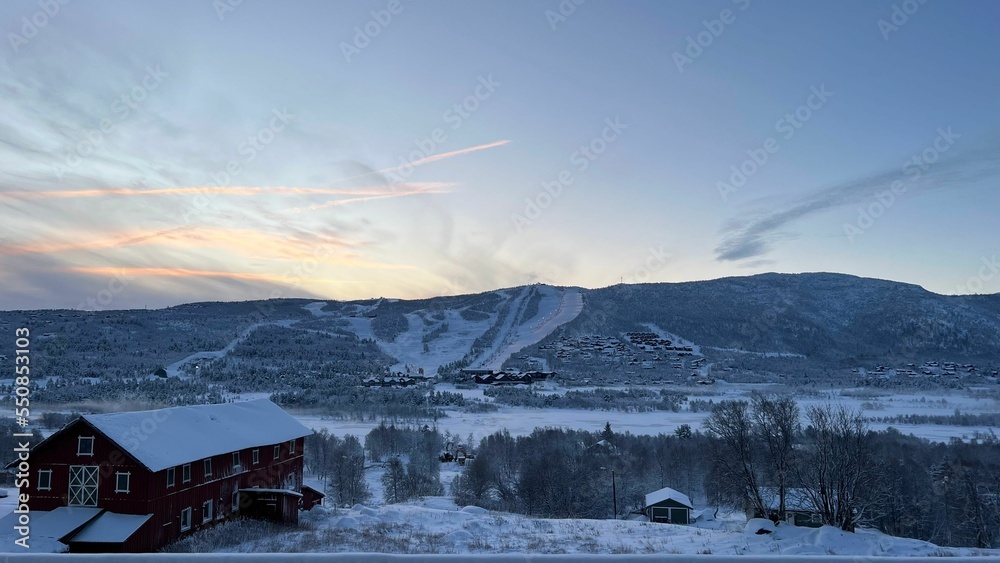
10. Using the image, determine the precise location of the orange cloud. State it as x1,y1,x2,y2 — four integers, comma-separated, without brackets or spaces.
0,183,453,200
6,227,412,271
70,266,355,286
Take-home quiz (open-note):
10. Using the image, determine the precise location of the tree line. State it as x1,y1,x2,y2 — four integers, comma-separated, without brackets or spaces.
448,394,1000,548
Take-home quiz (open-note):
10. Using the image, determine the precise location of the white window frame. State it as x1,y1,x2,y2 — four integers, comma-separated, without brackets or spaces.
232,452,241,470
180,507,192,531
289,440,296,455
68,465,99,507
37,469,52,491
273,445,280,460
182,463,191,483
115,471,131,493
167,467,176,488
77,436,95,456
204,458,212,478
232,489,240,512
252,449,259,465
202,499,213,523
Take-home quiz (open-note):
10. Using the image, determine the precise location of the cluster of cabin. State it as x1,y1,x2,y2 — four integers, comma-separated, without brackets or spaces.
540,335,629,362
537,333,703,379
856,360,997,380
624,332,695,355
463,370,555,386
361,375,419,387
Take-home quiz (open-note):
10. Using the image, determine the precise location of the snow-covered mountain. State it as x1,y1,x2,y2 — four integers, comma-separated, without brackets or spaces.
2,273,998,383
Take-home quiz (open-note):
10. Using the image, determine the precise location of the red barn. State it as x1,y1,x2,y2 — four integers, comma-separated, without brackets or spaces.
7,399,310,552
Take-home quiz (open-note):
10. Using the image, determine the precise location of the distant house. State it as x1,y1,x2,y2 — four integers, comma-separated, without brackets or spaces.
644,486,693,524
749,488,823,527
5,399,310,552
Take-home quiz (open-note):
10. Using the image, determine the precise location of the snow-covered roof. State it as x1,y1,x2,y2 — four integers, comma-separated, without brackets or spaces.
69,512,152,544
82,399,310,472
241,488,303,497
32,507,103,541
645,486,693,509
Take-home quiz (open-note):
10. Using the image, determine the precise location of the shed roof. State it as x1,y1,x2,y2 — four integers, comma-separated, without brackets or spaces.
645,486,693,509
81,399,310,472
32,507,104,541
68,512,152,544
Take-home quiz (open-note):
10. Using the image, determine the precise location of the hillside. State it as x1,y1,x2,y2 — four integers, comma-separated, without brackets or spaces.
1,274,998,396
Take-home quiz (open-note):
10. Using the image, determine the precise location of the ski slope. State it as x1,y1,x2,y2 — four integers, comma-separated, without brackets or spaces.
164,320,295,379
477,286,584,370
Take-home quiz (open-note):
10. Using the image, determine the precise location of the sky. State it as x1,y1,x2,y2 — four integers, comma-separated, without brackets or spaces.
1,0,999,310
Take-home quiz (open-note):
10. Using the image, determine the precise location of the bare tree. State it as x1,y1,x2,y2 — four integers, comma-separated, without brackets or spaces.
798,404,876,531
704,400,766,518
752,393,799,522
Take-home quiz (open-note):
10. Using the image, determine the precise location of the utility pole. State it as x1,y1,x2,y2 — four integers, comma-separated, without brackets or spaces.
612,469,618,519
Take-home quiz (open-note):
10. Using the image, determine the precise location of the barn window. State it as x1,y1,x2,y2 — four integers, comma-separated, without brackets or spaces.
180,507,192,531
77,436,95,456
232,452,241,470
37,470,52,490
273,445,280,460
202,499,213,523
182,463,191,483
252,449,259,465
115,472,131,493
289,440,296,455
232,489,240,512
204,459,212,477
68,466,98,506
167,467,176,488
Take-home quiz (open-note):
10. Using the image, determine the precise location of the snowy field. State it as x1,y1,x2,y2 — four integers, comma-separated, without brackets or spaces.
293,382,1000,445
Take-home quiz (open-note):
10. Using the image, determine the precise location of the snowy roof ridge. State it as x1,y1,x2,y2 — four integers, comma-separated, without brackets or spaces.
644,486,693,509
82,399,310,472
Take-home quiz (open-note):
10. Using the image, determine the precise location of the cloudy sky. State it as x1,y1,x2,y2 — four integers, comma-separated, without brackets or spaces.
1,0,998,310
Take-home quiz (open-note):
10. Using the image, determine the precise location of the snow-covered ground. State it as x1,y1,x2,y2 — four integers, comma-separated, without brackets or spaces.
158,496,997,557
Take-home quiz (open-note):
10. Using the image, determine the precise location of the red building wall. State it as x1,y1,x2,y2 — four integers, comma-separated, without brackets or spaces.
24,419,306,552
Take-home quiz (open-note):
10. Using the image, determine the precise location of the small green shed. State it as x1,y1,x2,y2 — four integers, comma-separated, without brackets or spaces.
644,486,693,524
